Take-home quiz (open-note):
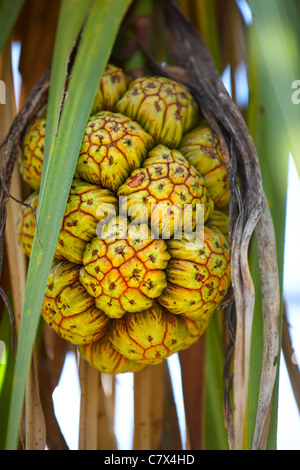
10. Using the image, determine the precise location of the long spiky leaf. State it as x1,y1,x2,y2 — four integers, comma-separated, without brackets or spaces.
5,0,132,450
40,0,94,191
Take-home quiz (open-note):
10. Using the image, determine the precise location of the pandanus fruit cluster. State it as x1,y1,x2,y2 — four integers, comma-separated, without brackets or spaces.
17,64,231,374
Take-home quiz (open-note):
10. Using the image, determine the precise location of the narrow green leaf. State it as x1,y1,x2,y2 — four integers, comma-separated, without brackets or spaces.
248,0,300,176
0,0,25,52
5,0,133,450
247,11,288,449
205,312,229,450
40,0,94,190
0,301,15,450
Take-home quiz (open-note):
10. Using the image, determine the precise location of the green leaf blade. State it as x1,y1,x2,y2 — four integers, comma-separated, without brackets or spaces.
5,0,133,450
41,0,94,190
246,0,297,448
249,0,300,177
205,312,229,450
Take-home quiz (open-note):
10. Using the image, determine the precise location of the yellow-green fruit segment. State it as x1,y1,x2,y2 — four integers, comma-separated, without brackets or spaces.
206,209,229,238
157,226,231,320
90,64,129,115
117,145,214,238
41,261,110,344
56,179,118,263
116,76,198,148
17,191,39,257
18,64,130,191
18,116,45,190
179,124,230,208
109,302,187,364
76,111,154,192
79,334,145,374
17,179,118,264
79,216,170,319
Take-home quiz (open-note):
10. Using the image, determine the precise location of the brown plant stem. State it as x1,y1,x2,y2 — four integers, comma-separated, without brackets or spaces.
179,335,206,450
0,68,50,285
157,0,265,449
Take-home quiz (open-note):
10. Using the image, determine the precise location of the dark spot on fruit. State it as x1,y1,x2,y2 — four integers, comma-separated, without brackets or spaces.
128,172,146,188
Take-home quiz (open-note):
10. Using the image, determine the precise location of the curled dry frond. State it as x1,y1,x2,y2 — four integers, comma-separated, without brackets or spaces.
149,0,279,450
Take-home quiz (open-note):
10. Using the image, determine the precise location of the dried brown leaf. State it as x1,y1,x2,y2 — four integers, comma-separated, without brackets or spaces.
133,362,181,450
179,336,206,450
159,361,182,450
97,374,117,450
252,192,280,450
4,167,27,334
148,364,164,449
216,0,248,72
156,0,265,450
78,358,100,450
38,326,70,450
78,357,117,450
133,364,164,450
23,350,47,450
0,41,26,349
